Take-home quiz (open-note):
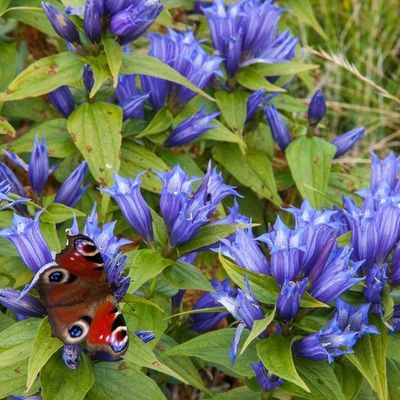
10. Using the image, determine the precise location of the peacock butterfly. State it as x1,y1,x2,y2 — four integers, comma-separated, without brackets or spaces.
35,234,129,360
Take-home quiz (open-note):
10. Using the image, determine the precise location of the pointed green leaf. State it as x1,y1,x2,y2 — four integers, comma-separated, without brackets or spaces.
219,253,278,304
124,333,188,383
279,359,346,400
136,107,173,138
0,318,41,368
102,37,123,87
67,101,122,190
163,328,258,377
86,361,167,400
40,351,95,400
286,136,336,208
215,91,248,138
127,249,174,293
333,362,363,400
212,386,261,400
163,261,214,292
346,315,388,400
237,67,285,92
2,97,60,122
177,224,239,255
387,358,400,400
257,335,310,392
253,61,319,77
0,117,15,136
0,360,32,399
120,53,214,101
240,307,276,355
0,41,17,91
40,204,85,224
0,52,85,101
282,0,327,39
213,143,282,207
85,54,112,98
27,318,64,392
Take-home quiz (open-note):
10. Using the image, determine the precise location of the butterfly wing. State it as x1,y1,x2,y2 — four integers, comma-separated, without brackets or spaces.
36,234,128,359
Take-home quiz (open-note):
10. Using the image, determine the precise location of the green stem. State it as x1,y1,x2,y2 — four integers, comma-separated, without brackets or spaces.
145,275,159,299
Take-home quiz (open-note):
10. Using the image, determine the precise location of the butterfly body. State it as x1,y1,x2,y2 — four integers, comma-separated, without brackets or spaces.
35,234,128,360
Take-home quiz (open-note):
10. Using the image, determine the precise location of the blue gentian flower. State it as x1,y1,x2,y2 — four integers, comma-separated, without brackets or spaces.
0,180,29,211
293,299,378,363
276,277,308,322
3,136,57,200
0,288,46,320
332,127,365,158
109,1,164,45
42,2,81,44
246,89,265,123
140,28,223,112
84,0,103,43
220,226,271,275
0,210,53,273
307,90,326,127
83,64,95,93
190,278,235,333
62,344,82,370
54,161,88,208
213,275,268,365
363,263,387,304
100,172,154,243
48,86,75,118
251,362,284,392
120,93,149,120
165,106,220,147
203,0,299,78
134,330,156,343
391,304,400,331
264,105,292,151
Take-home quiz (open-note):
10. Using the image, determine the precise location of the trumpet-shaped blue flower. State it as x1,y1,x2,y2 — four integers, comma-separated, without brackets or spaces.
264,105,292,151
48,86,75,118
54,161,88,208
246,89,265,123
276,277,308,322
83,64,95,92
308,90,326,127
251,362,284,392
140,29,223,112
364,263,387,304
0,210,53,273
165,106,220,147
220,226,271,275
84,0,103,43
0,180,28,211
100,172,154,243
190,278,235,333
203,0,299,78
42,2,81,44
293,299,378,363
332,127,365,158
213,275,267,365
0,288,46,320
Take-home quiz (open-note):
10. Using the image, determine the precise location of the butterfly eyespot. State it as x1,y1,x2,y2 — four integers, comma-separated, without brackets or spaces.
69,325,83,338
46,269,73,284
49,271,63,283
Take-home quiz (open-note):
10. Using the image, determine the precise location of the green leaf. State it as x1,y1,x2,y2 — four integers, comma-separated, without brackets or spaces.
0,117,15,136
123,293,165,314
346,315,388,400
0,359,32,399
163,261,214,292
177,224,239,255
40,351,95,400
0,52,85,101
286,136,336,208
213,143,282,207
1,97,60,122
124,334,188,383
301,292,330,309
240,307,276,355
387,334,400,362
253,61,319,77
333,362,363,400
120,52,214,101
66,100,122,215
200,120,246,145
282,0,328,39
136,107,173,138
120,140,168,193
7,119,76,158
219,254,278,304
26,317,64,392
102,37,123,87
163,328,258,377
212,386,262,400
127,249,175,293
86,361,167,400
387,358,400,400
0,318,41,368
0,41,17,91
215,91,248,139
257,335,310,392
40,203,85,224
279,359,346,400
237,67,285,92
85,54,112,98
269,93,308,113
157,334,211,395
